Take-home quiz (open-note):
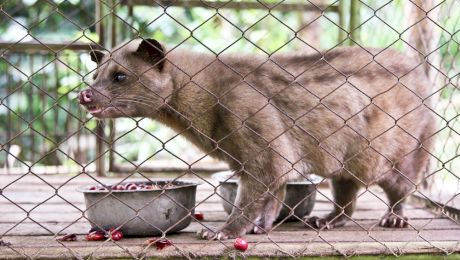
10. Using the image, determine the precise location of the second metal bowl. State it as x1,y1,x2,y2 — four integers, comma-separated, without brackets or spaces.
212,171,322,222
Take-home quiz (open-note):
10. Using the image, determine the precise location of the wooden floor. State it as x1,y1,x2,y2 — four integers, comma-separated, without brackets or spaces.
0,172,459,259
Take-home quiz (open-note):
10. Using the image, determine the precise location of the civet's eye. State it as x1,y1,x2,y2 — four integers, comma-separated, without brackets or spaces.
114,72,127,82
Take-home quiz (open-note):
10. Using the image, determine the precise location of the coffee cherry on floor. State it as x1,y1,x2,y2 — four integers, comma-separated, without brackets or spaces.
234,237,248,251
145,238,173,250
56,234,77,242
194,212,204,220
86,230,105,241
109,229,123,241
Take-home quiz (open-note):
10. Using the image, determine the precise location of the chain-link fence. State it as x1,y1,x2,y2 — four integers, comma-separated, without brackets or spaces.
1,0,459,258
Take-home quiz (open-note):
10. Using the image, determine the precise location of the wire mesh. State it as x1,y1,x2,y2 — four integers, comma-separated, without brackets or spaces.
0,0,459,258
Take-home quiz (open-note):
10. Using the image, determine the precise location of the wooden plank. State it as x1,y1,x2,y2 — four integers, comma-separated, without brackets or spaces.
0,235,459,259
0,221,89,236
1,214,458,236
186,218,460,233
0,205,444,225
0,196,440,222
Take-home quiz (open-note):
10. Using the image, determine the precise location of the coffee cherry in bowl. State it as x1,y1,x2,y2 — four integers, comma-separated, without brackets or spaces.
86,182,163,192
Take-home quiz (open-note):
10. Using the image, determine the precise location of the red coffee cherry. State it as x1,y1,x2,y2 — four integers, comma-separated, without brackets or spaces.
234,237,248,251
194,212,204,220
86,230,105,241
56,234,77,242
109,229,123,241
145,238,173,250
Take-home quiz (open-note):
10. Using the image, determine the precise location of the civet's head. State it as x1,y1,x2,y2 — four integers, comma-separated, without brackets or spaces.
78,39,173,118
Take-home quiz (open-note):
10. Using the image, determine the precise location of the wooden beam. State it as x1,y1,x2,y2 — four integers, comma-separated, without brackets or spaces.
0,41,102,53
120,0,339,12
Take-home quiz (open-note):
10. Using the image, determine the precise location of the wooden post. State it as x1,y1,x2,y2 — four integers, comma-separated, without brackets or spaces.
95,1,106,177
108,0,117,172
108,120,116,172
128,5,134,39
111,3,117,46
338,0,346,43
349,0,361,45
95,1,104,45
95,123,105,177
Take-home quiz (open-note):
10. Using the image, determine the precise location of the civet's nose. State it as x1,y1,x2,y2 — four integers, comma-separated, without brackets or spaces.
78,89,93,104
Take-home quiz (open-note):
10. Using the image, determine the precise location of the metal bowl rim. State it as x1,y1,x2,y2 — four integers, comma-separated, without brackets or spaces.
77,179,202,193
212,171,324,185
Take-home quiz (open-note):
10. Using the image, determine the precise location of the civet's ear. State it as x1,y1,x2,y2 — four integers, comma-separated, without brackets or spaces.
89,50,105,64
135,38,165,71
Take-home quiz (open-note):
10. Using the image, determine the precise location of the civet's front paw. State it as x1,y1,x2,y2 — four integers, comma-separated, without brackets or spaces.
197,228,239,240
303,214,348,230
303,216,335,230
250,218,270,234
379,213,408,228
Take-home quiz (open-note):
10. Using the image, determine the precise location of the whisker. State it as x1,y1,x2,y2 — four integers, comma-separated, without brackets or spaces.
111,92,156,101
115,96,153,101
111,88,162,99
116,97,153,103
115,99,153,107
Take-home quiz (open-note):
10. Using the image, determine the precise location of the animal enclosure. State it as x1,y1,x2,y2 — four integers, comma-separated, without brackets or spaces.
1,0,460,258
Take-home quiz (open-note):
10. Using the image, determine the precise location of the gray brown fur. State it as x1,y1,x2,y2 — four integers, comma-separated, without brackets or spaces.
80,39,436,239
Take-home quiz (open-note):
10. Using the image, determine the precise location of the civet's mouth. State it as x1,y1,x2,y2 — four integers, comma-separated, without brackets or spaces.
86,104,105,115
84,103,129,118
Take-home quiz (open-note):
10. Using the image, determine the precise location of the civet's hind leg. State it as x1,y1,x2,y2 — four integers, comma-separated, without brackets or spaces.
304,177,360,229
198,168,288,240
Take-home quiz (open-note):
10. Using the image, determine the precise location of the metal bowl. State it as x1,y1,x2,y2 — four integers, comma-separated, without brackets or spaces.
78,180,200,236
212,171,323,222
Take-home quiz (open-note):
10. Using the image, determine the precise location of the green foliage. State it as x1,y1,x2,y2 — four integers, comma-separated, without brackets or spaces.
0,0,95,42
0,51,92,166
